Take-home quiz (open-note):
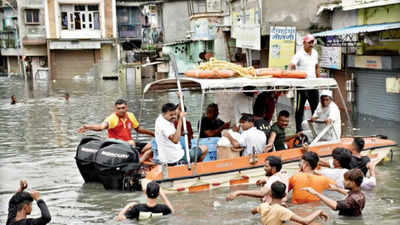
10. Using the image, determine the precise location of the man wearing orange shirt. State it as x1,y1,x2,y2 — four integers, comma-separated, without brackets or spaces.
288,151,335,204
78,99,154,149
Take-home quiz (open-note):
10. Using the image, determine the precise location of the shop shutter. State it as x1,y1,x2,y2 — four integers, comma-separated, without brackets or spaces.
53,50,95,79
356,69,400,121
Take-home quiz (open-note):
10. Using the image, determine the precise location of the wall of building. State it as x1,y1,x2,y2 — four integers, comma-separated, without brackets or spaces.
357,4,400,55
162,1,190,43
23,45,47,56
261,0,330,33
8,56,21,74
357,4,400,25
18,0,47,42
104,0,113,38
332,9,358,29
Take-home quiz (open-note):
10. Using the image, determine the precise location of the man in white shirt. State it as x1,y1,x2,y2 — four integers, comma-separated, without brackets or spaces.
310,89,341,141
226,156,288,203
155,103,208,165
317,148,351,189
222,114,266,156
289,34,320,133
318,146,377,191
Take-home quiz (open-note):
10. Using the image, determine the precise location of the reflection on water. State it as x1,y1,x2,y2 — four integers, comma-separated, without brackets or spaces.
1,77,399,225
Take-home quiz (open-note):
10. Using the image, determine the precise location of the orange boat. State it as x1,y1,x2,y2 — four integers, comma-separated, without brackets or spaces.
139,77,397,193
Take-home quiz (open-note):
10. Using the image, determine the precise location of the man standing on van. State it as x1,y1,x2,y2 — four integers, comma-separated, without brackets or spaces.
289,34,320,133
78,99,154,148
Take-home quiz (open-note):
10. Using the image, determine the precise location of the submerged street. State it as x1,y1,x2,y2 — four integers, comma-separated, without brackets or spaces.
0,77,399,225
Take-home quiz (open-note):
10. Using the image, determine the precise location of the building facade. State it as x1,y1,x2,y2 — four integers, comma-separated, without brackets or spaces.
315,0,400,122
45,0,118,79
18,0,47,78
0,0,22,76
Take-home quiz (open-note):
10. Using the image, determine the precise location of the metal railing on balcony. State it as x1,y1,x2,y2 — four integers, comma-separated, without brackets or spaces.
118,24,142,39
188,0,223,17
0,30,18,48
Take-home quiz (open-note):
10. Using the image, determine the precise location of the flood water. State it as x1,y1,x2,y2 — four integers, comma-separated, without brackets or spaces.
1,77,399,225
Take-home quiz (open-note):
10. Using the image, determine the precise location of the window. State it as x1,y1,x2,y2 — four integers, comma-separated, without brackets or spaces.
25,9,40,24
60,4,100,31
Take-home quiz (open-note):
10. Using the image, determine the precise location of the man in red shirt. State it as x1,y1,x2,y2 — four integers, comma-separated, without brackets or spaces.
78,99,154,148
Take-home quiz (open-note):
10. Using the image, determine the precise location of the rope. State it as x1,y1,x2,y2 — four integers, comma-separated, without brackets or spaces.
197,58,257,78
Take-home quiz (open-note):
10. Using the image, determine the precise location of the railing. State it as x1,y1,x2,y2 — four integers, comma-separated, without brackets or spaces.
118,24,142,39
188,0,222,17
0,30,18,48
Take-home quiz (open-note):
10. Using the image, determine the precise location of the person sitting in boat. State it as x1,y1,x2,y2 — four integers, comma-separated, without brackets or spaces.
264,110,302,152
156,103,208,165
116,181,174,221
222,114,266,156
288,151,336,204
253,90,282,140
77,99,154,152
7,180,51,225
303,89,341,141
199,103,230,138
226,156,288,203
251,181,328,225
303,168,366,217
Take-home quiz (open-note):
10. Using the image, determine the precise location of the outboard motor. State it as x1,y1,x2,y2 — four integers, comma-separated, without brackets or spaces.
95,139,143,191
75,135,103,183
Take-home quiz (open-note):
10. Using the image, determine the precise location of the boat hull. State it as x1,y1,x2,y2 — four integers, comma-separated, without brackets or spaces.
142,137,396,193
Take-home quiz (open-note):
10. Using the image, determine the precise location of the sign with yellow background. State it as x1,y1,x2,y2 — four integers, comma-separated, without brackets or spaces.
268,26,296,69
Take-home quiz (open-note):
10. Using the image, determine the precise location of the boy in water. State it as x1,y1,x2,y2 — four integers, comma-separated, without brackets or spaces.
7,180,51,225
11,95,17,104
251,181,328,225
303,168,366,216
116,181,174,221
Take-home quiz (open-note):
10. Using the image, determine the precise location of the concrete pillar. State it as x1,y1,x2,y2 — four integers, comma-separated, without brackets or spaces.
214,28,227,61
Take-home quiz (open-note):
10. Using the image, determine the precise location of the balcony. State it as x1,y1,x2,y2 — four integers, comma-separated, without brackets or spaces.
188,0,223,17
118,24,142,39
0,30,18,48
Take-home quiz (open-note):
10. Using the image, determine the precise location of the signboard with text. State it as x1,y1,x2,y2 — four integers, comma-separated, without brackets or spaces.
320,46,342,70
268,26,296,68
354,55,383,69
236,24,261,50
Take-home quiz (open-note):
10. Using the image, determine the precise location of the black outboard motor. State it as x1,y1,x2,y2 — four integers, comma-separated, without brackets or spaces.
75,135,103,183
95,139,143,191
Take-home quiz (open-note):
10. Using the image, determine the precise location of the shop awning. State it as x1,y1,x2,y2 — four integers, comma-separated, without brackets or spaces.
313,22,400,37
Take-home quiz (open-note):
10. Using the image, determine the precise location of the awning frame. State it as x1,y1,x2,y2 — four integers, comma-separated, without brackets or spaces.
313,22,400,47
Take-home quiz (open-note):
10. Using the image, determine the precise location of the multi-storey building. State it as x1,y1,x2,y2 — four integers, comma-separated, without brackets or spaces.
45,0,118,79
0,0,22,75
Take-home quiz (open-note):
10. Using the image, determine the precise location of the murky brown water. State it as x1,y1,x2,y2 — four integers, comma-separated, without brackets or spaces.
1,77,399,225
